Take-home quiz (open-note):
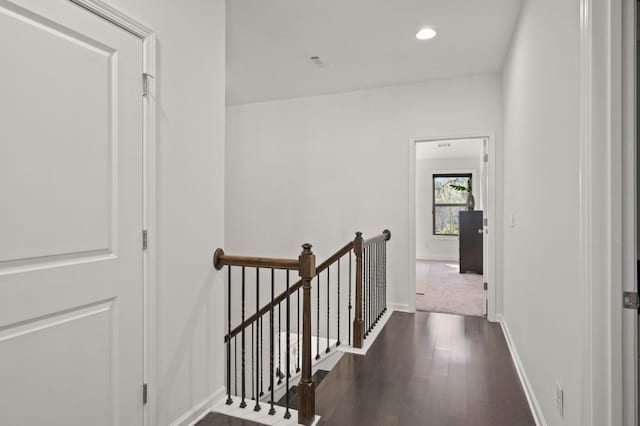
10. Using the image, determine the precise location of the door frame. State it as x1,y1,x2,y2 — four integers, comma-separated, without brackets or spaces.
580,0,637,424
69,1,157,424
408,132,498,321
620,0,636,424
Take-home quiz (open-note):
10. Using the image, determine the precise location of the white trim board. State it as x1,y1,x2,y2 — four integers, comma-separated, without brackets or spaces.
68,1,158,426
213,401,320,426
416,256,458,262
387,303,410,313
497,315,547,426
337,308,394,355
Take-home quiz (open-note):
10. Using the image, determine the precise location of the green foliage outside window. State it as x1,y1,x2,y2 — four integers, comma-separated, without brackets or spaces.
433,174,471,236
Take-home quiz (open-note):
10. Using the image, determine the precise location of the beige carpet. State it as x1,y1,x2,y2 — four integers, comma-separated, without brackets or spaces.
416,260,484,317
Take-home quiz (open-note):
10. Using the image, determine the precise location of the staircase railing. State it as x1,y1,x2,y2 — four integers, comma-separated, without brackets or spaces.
213,229,390,425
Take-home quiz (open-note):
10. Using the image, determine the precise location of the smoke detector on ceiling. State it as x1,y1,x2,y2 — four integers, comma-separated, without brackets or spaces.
309,56,326,68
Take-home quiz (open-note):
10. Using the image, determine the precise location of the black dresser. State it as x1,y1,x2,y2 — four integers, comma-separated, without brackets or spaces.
459,210,483,274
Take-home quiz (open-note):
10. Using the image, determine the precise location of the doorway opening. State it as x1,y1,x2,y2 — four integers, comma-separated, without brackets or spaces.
412,138,488,317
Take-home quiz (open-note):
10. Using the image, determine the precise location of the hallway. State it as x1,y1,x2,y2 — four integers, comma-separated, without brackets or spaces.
314,311,534,425
202,311,534,425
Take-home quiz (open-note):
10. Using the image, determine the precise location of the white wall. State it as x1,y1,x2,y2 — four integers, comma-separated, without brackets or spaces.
103,1,226,425
415,157,482,261
502,0,582,424
226,74,503,310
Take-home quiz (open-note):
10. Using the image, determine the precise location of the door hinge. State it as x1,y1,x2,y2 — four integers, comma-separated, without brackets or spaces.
623,291,639,310
483,218,488,226
483,154,489,163
142,383,148,404
484,282,488,291
142,229,148,251
142,73,154,97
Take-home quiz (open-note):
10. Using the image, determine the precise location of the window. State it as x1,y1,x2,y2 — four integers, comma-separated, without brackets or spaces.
432,173,472,236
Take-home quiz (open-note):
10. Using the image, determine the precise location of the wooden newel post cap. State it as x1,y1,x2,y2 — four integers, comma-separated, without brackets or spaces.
383,229,391,240
355,231,363,239
213,248,224,270
299,243,316,278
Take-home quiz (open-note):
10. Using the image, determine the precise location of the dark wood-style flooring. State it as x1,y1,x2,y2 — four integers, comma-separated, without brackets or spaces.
199,311,535,426
197,412,265,426
315,312,534,426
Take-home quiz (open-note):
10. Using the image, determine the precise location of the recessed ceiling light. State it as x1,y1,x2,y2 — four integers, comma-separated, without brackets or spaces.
416,28,437,41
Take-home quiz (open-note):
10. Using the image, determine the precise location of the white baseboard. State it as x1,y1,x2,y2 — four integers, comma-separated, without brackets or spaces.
337,308,393,355
387,302,409,312
170,386,226,426
416,255,458,262
497,315,547,426
213,400,320,426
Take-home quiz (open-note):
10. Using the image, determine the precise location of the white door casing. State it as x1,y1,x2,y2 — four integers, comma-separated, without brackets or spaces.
0,0,150,424
482,138,489,317
408,133,498,320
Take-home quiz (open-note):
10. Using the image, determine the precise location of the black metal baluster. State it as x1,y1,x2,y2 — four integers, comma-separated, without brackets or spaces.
372,243,376,327
348,251,352,346
371,244,374,331
373,242,377,325
337,258,341,346
379,241,384,318
369,244,373,334
284,270,291,419
269,269,275,415
366,245,369,335
278,298,282,386
240,267,247,408
326,265,330,354
297,286,301,373
367,246,371,337
251,322,255,401
234,336,238,396
376,242,382,323
316,274,320,360
260,315,264,397
363,246,367,339
254,268,261,411
368,244,372,334
226,267,233,405
384,240,387,313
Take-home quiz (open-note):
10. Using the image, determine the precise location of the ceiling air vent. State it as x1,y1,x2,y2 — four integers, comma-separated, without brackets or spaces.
309,56,326,68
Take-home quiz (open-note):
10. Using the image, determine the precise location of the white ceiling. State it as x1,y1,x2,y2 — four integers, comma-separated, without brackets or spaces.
226,0,523,105
416,138,484,160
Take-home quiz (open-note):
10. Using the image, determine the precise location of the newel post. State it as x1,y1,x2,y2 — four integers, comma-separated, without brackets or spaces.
352,232,364,349
298,243,316,425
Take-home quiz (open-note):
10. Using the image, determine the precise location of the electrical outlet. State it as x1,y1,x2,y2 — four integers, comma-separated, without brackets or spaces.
556,382,564,418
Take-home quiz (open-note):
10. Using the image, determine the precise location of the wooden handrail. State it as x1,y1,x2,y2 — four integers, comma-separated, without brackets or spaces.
362,229,391,246
213,248,300,271
223,240,354,342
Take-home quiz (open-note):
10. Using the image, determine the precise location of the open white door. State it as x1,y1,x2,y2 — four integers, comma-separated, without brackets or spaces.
481,138,489,317
0,1,145,424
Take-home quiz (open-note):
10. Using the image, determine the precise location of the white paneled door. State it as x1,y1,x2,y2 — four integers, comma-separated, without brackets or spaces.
0,1,144,425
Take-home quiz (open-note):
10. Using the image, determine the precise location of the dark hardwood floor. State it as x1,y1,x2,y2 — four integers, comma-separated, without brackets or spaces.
315,311,535,426
196,412,265,426
199,311,534,426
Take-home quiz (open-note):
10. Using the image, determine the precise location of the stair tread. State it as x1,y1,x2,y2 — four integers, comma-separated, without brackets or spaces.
274,369,331,409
